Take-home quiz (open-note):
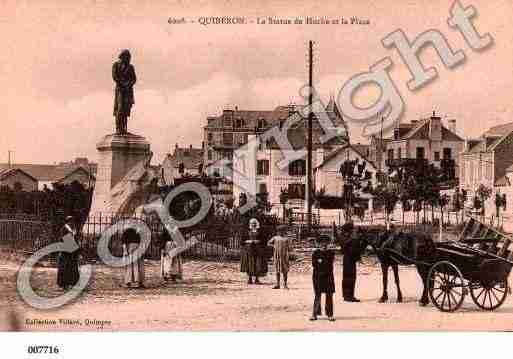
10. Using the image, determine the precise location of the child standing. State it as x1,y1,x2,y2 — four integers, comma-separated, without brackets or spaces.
310,234,336,322
267,225,291,289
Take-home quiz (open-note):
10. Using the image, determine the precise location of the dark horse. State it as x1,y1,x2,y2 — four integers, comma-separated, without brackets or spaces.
356,227,436,306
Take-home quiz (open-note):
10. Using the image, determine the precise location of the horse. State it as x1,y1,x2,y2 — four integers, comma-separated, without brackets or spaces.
355,227,436,306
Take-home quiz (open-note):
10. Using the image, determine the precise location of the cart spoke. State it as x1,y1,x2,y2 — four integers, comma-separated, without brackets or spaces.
448,291,459,306
475,287,486,301
441,292,447,310
491,286,506,294
490,288,500,303
481,290,489,307
488,290,493,308
434,290,444,302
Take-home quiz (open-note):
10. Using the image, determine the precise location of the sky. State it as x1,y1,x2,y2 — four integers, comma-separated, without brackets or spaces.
1,0,512,165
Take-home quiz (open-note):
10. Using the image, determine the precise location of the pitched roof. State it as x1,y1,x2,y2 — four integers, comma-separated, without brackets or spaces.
55,166,95,182
315,143,377,171
466,129,513,154
205,102,348,137
265,121,348,150
390,116,464,142
483,122,513,137
0,163,96,182
165,146,203,170
0,168,38,182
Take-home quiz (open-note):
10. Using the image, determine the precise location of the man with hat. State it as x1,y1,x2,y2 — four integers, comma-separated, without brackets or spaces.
310,234,336,322
267,225,291,289
340,221,362,302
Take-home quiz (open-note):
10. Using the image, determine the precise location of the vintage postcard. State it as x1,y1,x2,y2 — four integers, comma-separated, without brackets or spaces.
1,0,513,336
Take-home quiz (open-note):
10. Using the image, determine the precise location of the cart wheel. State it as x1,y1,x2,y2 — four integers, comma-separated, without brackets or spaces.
470,279,509,311
428,261,465,312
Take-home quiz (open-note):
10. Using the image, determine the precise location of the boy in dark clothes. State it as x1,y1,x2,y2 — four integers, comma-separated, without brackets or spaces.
310,235,336,322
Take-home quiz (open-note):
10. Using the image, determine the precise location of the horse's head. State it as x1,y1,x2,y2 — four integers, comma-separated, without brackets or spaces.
353,227,379,255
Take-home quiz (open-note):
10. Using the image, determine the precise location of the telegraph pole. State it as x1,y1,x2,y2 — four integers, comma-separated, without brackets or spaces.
306,40,314,233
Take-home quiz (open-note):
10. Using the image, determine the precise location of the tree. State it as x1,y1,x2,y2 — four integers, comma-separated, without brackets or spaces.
372,183,399,225
338,159,370,221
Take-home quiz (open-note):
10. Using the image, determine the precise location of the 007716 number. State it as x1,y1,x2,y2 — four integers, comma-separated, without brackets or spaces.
27,346,60,354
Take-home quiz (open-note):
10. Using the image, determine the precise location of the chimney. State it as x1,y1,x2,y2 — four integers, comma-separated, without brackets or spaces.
201,141,204,149
189,144,193,150
429,111,442,141
448,119,456,134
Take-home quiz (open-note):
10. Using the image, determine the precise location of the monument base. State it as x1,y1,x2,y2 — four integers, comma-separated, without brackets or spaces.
89,132,153,218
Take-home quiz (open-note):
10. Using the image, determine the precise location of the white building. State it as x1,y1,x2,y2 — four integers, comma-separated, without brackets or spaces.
370,112,464,179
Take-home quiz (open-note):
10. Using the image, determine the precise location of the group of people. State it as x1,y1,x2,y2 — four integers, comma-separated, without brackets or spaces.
240,220,290,289
310,222,362,322
56,215,364,323
117,226,184,289
240,218,363,322
56,216,183,290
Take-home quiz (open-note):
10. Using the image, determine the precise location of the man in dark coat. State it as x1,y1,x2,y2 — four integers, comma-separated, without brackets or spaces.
57,216,80,290
112,49,136,134
310,235,335,322
341,222,362,302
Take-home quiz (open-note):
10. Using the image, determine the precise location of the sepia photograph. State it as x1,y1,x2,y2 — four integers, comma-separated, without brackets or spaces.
1,1,513,352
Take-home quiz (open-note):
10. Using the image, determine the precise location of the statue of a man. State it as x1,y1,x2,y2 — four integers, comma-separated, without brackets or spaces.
112,49,136,135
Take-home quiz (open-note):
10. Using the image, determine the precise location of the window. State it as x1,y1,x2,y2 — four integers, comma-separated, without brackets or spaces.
279,119,285,129
207,150,212,160
397,148,402,159
288,159,306,176
224,118,233,127
178,163,185,174
257,119,266,129
394,128,400,140
207,133,213,143
387,149,394,160
485,162,492,181
235,119,244,128
434,151,440,161
443,147,452,160
257,160,270,176
223,132,233,146
288,183,305,199
259,183,268,194
416,147,425,159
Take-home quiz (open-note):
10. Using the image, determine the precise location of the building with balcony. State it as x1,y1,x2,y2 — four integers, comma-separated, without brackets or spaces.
369,112,464,181
203,99,349,178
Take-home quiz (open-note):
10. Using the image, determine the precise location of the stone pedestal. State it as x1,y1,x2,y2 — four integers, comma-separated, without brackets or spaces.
89,132,151,217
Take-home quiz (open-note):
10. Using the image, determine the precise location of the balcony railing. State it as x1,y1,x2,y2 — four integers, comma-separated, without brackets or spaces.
385,158,428,167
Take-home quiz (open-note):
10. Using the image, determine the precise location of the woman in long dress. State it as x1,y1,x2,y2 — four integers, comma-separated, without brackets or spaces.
122,227,145,288
57,216,80,290
160,230,183,282
240,218,267,284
